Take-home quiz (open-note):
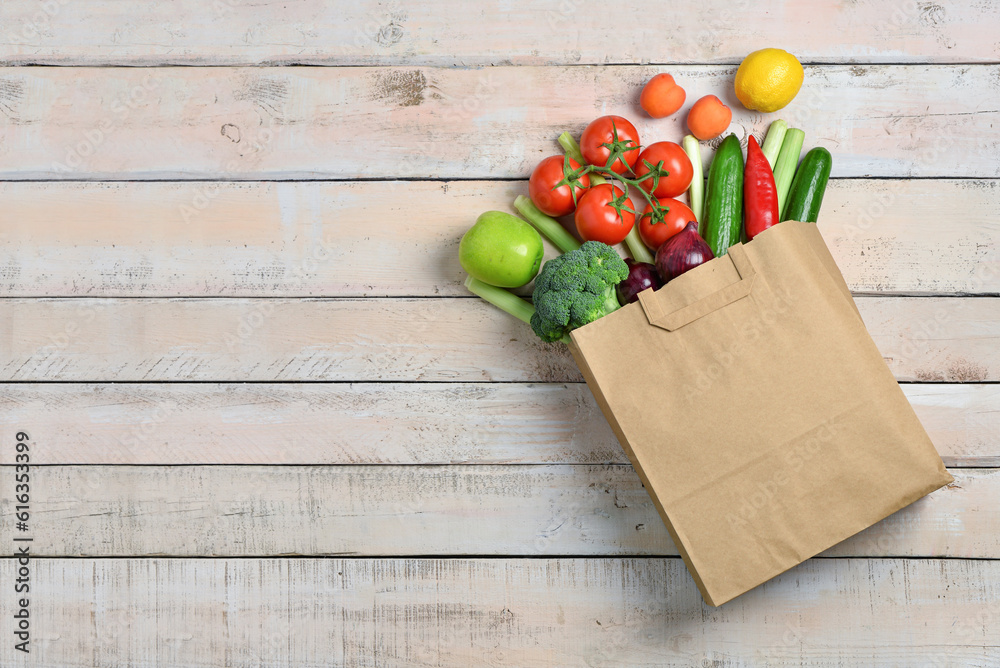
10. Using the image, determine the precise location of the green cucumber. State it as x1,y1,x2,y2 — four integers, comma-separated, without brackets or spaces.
782,147,832,223
702,133,744,257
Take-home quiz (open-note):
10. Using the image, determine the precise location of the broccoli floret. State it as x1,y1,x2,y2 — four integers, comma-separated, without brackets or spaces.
530,241,629,342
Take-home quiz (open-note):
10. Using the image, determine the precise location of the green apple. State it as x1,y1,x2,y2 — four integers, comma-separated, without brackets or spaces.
459,211,544,288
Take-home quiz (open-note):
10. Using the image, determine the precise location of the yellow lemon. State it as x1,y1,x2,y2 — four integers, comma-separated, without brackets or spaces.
734,48,804,113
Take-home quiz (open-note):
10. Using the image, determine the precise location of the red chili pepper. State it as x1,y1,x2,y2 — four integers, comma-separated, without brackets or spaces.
743,135,779,240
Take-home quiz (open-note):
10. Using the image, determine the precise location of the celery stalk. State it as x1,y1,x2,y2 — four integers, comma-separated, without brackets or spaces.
760,120,788,169
558,131,605,185
773,128,805,219
624,225,654,264
464,276,571,344
514,195,582,254
557,131,586,164
681,135,704,223
464,275,535,324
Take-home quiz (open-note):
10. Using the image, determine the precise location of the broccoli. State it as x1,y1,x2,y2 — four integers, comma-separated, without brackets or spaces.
530,241,629,342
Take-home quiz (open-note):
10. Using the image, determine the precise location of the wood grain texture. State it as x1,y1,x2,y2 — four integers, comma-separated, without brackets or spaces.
1,0,997,66
0,465,992,558
0,179,997,297
0,382,994,467
1,557,997,667
2,65,999,180
0,1,996,663
1,297,997,382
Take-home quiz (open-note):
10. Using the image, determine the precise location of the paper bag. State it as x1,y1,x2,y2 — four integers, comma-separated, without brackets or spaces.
569,220,953,606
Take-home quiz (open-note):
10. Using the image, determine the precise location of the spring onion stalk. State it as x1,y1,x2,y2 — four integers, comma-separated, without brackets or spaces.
773,128,805,220
760,119,788,169
464,276,571,344
624,226,654,264
557,131,605,185
681,134,704,224
514,195,582,254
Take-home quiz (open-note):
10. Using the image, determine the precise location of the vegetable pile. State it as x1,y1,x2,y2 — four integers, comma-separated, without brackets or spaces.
459,68,832,344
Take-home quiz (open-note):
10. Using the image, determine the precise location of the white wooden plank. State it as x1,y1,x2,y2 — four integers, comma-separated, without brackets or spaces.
0,382,619,466
0,383,994,467
0,465,990,558
820,179,1000,296
1,66,998,179
0,297,996,382
0,179,996,297
863,298,1000,382
0,557,996,667
906,384,1000,468
1,0,997,66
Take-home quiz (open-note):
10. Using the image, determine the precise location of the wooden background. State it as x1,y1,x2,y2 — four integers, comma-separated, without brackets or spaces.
1,1,999,665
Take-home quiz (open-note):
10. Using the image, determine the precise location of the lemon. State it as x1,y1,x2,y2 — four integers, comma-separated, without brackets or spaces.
734,49,804,113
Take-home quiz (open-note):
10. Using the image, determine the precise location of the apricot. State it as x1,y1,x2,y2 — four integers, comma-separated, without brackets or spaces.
640,73,686,119
686,95,732,141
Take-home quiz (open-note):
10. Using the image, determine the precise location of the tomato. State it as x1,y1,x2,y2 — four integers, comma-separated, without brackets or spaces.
579,116,641,174
528,155,591,217
639,197,697,251
574,183,635,245
634,142,693,199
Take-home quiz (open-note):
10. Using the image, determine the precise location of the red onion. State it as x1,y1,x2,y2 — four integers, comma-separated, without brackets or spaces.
616,259,663,305
655,221,714,283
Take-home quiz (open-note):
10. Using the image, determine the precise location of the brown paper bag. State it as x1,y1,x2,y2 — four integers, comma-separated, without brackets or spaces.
569,220,953,606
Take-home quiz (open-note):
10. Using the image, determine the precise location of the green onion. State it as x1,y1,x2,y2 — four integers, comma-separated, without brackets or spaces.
514,195,582,254
773,128,805,220
760,119,788,169
681,134,704,223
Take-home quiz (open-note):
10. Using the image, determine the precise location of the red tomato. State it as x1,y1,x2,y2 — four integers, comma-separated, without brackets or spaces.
634,142,693,199
528,155,591,217
639,197,697,251
574,183,635,245
580,116,641,174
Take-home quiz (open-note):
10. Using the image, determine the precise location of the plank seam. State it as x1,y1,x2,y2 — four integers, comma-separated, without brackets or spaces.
1,379,997,385
2,61,999,68
2,555,998,561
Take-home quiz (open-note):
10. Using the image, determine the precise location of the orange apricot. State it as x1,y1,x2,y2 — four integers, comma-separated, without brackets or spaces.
686,95,733,140
640,73,686,119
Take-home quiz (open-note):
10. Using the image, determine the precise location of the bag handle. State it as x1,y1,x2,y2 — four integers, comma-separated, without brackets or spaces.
637,243,756,331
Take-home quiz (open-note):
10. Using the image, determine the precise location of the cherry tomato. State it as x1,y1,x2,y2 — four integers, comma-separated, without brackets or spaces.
634,142,693,199
639,197,697,251
574,183,635,245
528,155,591,217
580,116,641,174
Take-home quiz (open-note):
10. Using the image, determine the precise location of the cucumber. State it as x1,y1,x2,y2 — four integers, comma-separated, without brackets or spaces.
782,147,832,223
702,134,744,257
